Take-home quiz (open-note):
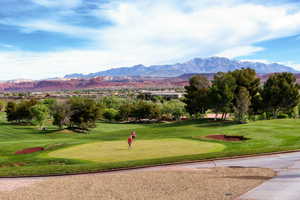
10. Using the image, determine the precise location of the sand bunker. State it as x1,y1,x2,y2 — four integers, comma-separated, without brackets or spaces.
206,135,248,142
15,147,44,155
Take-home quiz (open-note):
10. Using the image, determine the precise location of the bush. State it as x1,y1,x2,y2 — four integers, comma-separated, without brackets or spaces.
257,113,267,120
133,101,160,120
103,108,119,121
277,113,289,119
118,103,135,121
160,100,186,120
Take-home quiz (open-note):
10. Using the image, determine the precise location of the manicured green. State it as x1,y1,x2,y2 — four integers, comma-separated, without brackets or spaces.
49,139,225,163
1,111,300,177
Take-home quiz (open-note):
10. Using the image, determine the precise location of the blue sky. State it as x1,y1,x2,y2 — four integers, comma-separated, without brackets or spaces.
1,0,300,79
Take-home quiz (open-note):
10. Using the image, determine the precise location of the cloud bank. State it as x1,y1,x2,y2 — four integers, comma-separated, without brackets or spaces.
0,0,300,79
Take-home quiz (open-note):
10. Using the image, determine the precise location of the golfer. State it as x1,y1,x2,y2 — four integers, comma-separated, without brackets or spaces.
131,131,136,140
128,136,133,149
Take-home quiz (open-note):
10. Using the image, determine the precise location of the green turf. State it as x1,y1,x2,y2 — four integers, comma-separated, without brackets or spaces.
1,111,300,177
49,139,225,163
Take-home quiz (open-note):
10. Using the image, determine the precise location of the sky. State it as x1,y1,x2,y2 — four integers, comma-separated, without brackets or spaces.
1,0,300,80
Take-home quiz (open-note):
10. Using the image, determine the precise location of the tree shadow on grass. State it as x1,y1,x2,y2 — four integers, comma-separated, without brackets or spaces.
196,120,240,128
0,122,11,126
158,119,240,129
13,126,34,130
37,129,60,134
11,126,60,135
158,119,210,128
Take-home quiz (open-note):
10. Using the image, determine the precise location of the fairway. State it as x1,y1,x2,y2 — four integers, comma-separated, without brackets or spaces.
48,139,225,163
2,115,300,177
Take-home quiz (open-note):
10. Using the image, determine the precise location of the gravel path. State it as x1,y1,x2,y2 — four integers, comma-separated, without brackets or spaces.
0,167,274,200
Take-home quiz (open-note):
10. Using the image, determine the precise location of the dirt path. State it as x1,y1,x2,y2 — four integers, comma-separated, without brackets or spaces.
0,167,274,200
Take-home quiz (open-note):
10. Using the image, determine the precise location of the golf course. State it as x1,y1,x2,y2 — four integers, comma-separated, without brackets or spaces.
1,112,300,177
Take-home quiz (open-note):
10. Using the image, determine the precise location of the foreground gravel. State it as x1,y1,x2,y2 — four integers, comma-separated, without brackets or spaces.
0,167,275,200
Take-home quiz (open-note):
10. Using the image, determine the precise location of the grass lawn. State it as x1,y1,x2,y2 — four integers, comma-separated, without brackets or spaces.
0,112,300,177
49,139,225,163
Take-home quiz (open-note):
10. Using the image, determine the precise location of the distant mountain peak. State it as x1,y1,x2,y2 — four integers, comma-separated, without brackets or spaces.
64,57,298,79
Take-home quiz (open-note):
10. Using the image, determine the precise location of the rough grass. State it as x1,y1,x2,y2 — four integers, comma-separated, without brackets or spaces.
49,139,225,163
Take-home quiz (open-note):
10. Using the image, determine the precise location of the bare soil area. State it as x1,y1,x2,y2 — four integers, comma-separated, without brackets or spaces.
0,167,275,200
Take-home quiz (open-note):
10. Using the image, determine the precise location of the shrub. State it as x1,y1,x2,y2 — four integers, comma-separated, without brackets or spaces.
103,108,119,121
277,113,289,119
257,113,267,120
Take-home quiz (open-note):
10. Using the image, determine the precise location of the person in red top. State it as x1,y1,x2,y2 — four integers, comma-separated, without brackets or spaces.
128,136,133,149
131,131,136,140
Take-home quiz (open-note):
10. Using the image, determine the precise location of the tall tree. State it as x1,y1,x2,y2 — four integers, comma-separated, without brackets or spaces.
183,75,210,117
234,87,251,122
69,98,101,130
52,102,71,129
6,101,17,122
209,72,236,120
132,101,160,120
15,99,38,123
30,104,50,130
262,72,300,118
0,100,6,112
118,103,135,121
231,68,260,115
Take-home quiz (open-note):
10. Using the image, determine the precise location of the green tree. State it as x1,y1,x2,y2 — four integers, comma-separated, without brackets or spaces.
0,100,6,112
209,72,236,120
231,68,261,116
52,102,71,129
42,98,57,110
16,99,38,123
234,87,251,123
161,100,186,120
6,101,17,122
118,103,135,121
69,98,101,130
133,101,160,120
98,96,126,110
262,73,300,118
102,108,119,121
183,75,210,118
30,104,50,130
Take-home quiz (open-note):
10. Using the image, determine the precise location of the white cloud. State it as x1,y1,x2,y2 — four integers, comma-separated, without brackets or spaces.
217,46,264,58
2,0,300,79
279,61,300,71
0,44,14,49
239,59,272,64
18,20,100,38
238,59,300,71
30,0,82,9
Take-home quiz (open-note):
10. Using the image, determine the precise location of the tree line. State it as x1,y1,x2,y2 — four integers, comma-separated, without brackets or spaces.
4,96,186,131
5,98,100,131
184,68,300,122
3,68,300,131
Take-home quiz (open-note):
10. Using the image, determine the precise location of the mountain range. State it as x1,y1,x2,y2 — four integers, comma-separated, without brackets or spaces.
64,57,298,79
